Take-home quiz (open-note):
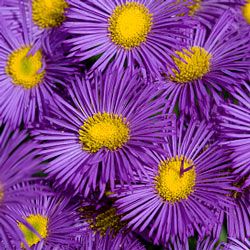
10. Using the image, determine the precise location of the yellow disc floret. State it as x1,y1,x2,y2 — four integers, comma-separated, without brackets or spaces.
108,2,152,49
155,156,196,203
242,1,250,24
188,0,201,16
18,214,48,247
32,0,68,28
89,207,126,236
79,112,130,153
171,46,211,83
6,46,45,89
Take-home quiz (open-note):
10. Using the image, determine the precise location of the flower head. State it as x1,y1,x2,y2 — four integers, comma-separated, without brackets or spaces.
220,82,250,180
180,0,241,27
160,11,250,120
14,194,81,249
0,125,43,248
0,12,76,128
113,117,233,245
33,67,170,196
65,0,190,78
225,175,250,241
78,194,145,250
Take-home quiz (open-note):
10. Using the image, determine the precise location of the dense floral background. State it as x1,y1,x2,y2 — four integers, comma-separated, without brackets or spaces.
0,0,250,249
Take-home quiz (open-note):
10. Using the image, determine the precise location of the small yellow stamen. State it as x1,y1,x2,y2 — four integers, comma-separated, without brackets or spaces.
171,46,211,83
155,156,196,203
79,112,130,153
18,214,48,247
5,46,45,89
89,207,126,236
108,2,152,49
32,0,68,28
242,1,250,24
0,184,4,202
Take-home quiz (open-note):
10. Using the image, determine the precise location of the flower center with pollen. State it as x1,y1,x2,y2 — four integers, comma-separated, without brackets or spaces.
171,46,211,83
18,214,48,247
88,207,126,236
242,1,250,24
155,156,196,203
79,112,130,153
6,46,45,89
108,2,152,49
188,0,201,16
32,0,68,28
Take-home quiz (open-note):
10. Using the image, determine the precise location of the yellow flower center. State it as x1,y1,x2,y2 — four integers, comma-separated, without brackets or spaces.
188,0,201,16
171,46,211,83
5,46,45,89
89,207,126,236
79,112,130,153
108,2,152,49
242,1,250,24
18,214,48,247
32,0,68,28
155,156,196,203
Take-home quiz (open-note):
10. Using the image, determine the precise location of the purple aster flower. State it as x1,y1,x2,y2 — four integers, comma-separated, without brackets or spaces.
0,12,76,128
64,0,190,78
217,238,250,250
112,117,233,245
33,67,170,196
179,0,241,27
159,11,250,120
13,194,81,249
226,181,250,241
78,194,145,250
0,125,43,249
220,82,250,179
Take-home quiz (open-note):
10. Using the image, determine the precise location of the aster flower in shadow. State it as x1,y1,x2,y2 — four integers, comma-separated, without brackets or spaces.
13,194,81,249
0,12,76,128
179,0,241,27
226,176,250,241
217,238,250,250
160,11,250,120
0,125,44,249
112,117,233,245
220,82,250,181
64,0,191,78
33,67,170,196
78,194,145,250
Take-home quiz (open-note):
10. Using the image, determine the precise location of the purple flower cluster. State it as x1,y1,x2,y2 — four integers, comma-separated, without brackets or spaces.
0,0,249,249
